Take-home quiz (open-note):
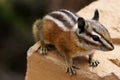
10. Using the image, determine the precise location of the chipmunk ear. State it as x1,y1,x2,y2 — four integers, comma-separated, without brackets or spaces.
92,9,99,21
78,17,85,33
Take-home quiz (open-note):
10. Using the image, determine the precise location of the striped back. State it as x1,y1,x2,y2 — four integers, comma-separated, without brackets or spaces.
43,9,79,31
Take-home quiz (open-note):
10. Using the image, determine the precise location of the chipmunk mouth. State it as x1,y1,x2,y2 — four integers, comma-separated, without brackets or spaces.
99,43,114,51
108,43,114,51
98,37,114,51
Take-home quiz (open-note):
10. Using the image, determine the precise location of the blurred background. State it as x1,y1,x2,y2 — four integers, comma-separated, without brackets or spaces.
0,0,95,80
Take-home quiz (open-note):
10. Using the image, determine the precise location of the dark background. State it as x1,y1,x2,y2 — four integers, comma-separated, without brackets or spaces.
0,0,95,80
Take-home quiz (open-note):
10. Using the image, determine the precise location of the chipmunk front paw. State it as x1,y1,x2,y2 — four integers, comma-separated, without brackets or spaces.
38,46,48,55
89,60,100,67
66,64,80,76
66,65,76,76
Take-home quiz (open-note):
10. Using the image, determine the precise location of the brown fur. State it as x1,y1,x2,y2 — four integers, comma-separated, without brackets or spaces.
41,19,85,57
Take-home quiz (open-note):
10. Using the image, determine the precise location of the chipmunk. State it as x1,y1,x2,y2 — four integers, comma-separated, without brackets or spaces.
32,9,114,75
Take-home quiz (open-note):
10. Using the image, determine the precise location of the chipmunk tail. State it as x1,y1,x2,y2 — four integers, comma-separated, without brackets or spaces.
32,19,42,42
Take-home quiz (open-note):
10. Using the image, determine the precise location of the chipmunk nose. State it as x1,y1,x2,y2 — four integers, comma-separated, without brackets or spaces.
108,43,114,51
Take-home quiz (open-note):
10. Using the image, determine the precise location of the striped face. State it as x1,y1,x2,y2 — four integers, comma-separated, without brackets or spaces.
76,19,114,51
76,10,114,51
43,9,78,31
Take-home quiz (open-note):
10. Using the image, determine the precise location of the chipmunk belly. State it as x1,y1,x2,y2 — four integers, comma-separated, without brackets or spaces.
72,50,95,57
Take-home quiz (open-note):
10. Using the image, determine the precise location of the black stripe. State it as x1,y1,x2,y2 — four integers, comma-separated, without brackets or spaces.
49,13,72,28
76,34,99,46
59,9,77,24
92,29,114,49
93,29,109,45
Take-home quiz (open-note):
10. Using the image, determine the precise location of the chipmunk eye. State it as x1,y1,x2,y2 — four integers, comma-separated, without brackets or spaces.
92,35,100,41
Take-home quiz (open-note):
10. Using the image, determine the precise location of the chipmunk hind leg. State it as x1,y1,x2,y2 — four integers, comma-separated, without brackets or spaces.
32,19,48,55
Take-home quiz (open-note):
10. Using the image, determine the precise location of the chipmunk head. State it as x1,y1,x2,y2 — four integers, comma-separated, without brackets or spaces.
76,9,114,51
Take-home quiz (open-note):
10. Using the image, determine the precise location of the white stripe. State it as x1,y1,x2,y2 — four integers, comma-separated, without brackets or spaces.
92,31,112,48
72,23,78,31
101,38,112,49
44,15,69,31
61,10,79,31
92,31,101,38
78,33,100,44
52,11,75,26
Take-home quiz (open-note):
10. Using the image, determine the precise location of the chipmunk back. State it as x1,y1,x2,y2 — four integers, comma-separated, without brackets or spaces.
32,9,114,75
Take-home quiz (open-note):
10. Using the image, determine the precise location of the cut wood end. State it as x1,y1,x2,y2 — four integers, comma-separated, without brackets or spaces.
27,41,40,57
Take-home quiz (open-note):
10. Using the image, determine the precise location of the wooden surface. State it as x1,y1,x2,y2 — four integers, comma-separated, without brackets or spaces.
26,51,102,80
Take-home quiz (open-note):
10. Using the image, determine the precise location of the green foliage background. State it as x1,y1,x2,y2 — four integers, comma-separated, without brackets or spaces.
0,0,50,79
